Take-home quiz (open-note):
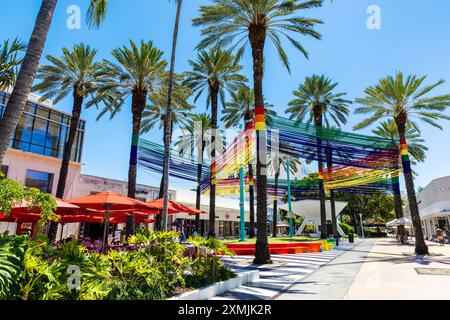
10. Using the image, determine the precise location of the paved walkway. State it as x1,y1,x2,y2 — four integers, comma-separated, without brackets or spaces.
344,238,450,300
276,239,374,300
211,242,355,300
276,238,450,300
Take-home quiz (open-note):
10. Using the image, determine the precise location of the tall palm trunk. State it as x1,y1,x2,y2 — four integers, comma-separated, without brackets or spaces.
249,24,270,264
56,89,83,198
155,119,174,231
272,170,279,237
314,109,327,239
161,0,183,232
0,0,57,163
126,90,147,238
248,164,256,238
244,112,256,238
392,174,406,244
195,142,205,233
326,148,338,238
48,88,83,242
396,118,428,255
208,83,219,237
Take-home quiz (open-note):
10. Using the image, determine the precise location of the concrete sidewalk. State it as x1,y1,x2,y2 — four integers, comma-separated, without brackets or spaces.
344,238,450,300
277,238,450,300
276,239,374,300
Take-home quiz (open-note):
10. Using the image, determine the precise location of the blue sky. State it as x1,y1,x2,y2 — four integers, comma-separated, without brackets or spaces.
2,0,450,191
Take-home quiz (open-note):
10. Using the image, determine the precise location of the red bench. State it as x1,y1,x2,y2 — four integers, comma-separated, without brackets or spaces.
226,242,321,255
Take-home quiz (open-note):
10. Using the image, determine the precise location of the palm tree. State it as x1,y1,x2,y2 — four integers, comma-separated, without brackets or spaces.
286,75,351,239
373,121,428,244
97,40,167,237
322,126,346,238
0,38,26,91
175,113,212,234
268,152,300,237
354,71,450,255
0,0,57,164
222,86,277,129
33,44,108,198
86,0,185,233
140,74,193,231
193,0,323,264
33,44,110,241
184,48,247,238
222,86,276,238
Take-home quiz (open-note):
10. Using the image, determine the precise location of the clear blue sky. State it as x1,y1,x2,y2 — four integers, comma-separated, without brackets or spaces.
2,0,450,191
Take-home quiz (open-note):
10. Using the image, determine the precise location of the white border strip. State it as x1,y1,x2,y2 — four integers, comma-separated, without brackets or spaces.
168,270,260,300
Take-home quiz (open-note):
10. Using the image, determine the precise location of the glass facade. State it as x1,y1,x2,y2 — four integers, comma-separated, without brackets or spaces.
25,169,54,193
0,92,85,163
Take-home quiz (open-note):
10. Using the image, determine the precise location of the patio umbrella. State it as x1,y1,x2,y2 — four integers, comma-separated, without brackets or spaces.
146,199,205,215
67,192,161,252
0,212,42,223
0,197,81,217
0,198,81,237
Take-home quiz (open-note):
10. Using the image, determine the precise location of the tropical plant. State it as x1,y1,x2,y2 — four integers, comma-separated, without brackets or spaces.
287,75,351,239
0,177,57,223
0,0,57,165
175,113,212,233
267,151,300,237
184,47,247,237
0,234,27,299
193,0,324,264
221,86,277,238
0,38,26,91
353,71,450,255
372,121,428,244
96,40,167,237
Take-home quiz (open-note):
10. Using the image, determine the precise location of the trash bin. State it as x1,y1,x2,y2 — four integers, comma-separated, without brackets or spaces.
348,233,354,243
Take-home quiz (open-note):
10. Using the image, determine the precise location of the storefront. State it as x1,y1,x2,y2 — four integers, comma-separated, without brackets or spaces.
406,176,450,241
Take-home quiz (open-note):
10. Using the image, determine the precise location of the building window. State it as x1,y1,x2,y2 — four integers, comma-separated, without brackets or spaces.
0,165,8,178
1,91,85,163
25,170,54,194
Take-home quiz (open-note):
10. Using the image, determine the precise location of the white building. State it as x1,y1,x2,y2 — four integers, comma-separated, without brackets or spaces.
406,176,450,240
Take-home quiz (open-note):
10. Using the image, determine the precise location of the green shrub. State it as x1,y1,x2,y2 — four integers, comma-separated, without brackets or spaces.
0,231,236,300
339,223,355,235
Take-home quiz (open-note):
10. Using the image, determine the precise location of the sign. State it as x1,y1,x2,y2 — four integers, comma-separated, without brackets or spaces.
114,230,121,242
21,223,32,229
435,186,450,193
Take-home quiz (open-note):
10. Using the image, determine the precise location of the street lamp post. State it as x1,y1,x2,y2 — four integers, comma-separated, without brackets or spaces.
359,213,364,238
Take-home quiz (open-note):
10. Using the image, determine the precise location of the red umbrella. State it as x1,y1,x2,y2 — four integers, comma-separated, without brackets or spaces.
0,198,81,223
60,215,104,224
67,192,160,213
0,212,41,223
66,192,161,252
109,216,155,225
146,199,205,215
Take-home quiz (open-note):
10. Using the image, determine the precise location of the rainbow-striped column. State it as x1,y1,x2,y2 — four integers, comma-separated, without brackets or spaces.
400,137,412,174
255,106,266,131
130,134,139,166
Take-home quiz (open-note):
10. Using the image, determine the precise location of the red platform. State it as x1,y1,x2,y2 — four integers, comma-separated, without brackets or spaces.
226,242,322,255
